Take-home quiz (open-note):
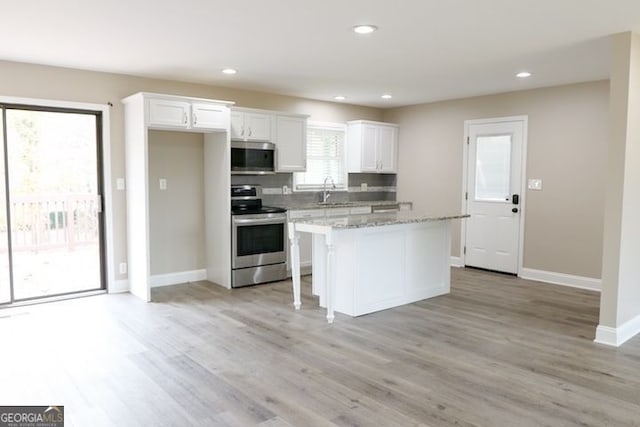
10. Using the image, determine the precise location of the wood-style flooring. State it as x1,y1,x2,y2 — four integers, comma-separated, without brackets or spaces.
1,268,639,426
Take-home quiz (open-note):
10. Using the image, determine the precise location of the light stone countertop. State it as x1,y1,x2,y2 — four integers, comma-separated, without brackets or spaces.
282,200,411,211
288,211,469,229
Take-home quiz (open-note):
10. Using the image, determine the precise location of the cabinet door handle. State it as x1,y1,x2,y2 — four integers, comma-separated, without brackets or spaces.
183,112,187,125
248,127,252,137
240,126,244,136
193,113,197,125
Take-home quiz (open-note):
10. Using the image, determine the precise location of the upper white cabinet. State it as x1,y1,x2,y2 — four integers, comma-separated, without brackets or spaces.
148,97,229,131
232,107,308,172
275,115,307,172
192,103,229,130
347,120,399,173
148,99,190,128
230,109,273,141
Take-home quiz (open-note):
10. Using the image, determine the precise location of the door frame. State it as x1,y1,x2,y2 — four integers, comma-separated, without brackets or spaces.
460,115,528,275
0,95,115,295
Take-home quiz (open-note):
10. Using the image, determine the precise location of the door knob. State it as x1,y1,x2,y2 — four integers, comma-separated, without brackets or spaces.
512,207,519,213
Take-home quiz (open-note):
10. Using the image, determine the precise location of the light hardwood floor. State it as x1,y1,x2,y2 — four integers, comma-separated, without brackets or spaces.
1,268,640,426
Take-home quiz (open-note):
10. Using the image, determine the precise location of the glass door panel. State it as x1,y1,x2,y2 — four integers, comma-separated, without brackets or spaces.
474,134,512,201
5,108,103,300
0,110,11,304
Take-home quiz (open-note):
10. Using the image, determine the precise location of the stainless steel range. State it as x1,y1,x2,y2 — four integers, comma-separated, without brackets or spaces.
231,185,287,288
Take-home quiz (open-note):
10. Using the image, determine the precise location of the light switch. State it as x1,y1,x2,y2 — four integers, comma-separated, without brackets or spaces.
116,178,125,190
159,178,167,190
528,178,543,190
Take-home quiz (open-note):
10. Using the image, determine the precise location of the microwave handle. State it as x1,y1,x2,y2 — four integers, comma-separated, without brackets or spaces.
233,217,285,225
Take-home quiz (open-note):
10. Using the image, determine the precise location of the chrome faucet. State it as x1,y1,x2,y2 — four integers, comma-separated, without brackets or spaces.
322,176,336,203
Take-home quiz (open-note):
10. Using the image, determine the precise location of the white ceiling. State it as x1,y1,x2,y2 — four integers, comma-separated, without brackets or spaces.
1,0,640,108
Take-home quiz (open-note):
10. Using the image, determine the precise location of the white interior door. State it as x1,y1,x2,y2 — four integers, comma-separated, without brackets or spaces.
465,119,524,274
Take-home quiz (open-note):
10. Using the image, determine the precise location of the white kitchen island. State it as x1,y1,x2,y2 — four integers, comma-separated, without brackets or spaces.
288,211,469,323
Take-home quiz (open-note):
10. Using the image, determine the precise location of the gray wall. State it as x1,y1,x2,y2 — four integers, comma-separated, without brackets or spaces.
384,81,609,279
148,130,205,275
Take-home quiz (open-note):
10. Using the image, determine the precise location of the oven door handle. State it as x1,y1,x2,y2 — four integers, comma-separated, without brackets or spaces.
233,217,286,225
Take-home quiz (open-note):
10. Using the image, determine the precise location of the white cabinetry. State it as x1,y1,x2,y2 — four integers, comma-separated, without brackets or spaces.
148,98,229,131
122,92,234,301
192,103,229,130
275,115,307,172
230,109,273,141
347,120,399,173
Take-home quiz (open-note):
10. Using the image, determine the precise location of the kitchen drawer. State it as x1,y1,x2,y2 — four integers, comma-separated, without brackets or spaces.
326,208,351,217
288,209,325,219
349,206,371,215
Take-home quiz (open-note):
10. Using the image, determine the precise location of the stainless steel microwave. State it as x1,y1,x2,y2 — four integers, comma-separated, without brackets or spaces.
231,141,276,175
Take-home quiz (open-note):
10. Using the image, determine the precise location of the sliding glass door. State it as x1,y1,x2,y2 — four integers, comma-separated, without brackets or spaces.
0,104,104,303
0,112,11,304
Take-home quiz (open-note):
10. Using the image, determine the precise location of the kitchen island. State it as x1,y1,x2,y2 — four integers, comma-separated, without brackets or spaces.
288,211,469,323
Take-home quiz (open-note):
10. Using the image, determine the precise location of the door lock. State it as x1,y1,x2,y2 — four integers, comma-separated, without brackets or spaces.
512,207,519,213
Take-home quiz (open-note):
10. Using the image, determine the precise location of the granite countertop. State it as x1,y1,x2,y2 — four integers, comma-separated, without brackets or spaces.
283,200,411,210
289,211,469,229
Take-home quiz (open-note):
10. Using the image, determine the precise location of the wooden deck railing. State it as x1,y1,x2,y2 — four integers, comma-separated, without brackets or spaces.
1,194,100,252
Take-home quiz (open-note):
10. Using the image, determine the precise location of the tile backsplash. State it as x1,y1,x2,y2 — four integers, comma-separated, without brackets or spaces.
231,173,397,206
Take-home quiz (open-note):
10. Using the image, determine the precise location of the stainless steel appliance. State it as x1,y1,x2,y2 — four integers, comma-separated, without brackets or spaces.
231,185,287,287
231,141,276,175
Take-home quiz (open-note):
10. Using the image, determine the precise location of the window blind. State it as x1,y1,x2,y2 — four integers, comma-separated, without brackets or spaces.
294,124,347,190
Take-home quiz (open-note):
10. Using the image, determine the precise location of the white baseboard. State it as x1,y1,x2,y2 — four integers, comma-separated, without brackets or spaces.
108,279,130,293
519,268,601,291
595,313,640,347
450,256,463,267
150,269,207,288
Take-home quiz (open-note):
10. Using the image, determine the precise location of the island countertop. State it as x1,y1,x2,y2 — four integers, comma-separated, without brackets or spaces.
279,200,412,211
288,210,469,229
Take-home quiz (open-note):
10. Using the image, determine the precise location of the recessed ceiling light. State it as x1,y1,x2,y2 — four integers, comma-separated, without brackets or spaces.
381,94,393,99
353,25,378,34
516,71,532,78
222,68,238,75
334,95,346,101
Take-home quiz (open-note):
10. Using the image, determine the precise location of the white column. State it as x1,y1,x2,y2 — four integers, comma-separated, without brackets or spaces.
597,32,640,346
288,222,301,310
325,233,335,324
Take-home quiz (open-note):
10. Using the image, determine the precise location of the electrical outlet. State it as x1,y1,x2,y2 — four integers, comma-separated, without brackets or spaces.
159,178,167,190
528,178,543,190
119,262,127,274
361,183,368,191
116,178,125,190
282,185,289,195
